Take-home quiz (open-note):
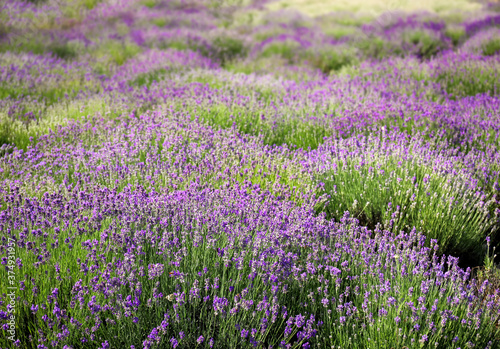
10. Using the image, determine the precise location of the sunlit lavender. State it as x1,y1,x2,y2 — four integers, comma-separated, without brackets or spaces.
1,0,500,348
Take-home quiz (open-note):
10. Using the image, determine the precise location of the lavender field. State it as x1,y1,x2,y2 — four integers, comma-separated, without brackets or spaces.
1,0,500,348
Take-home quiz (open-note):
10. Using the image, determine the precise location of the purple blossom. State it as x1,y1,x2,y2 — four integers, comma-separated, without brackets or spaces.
0,5,500,349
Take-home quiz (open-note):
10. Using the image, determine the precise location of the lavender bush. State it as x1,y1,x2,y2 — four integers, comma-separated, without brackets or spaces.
1,0,500,348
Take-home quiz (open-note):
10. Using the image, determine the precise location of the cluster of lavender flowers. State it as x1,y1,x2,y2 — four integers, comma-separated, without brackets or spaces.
1,0,500,348
0,110,498,348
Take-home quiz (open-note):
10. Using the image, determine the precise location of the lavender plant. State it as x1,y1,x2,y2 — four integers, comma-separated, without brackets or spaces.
0,0,500,348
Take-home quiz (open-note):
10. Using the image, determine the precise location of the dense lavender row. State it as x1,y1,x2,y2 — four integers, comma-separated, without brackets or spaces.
1,0,500,348
1,113,498,257
0,110,498,347
0,115,499,348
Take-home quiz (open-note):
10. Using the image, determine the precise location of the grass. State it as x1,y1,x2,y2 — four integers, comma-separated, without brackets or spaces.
322,25,360,39
265,0,481,17
444,25,466,46
89,41,142,76
404,29,448,59
0,39,78,60
0,85,76,107
0,98,122,150
258,40,301,63
316,152,497,263
482,38,500,56
128,68,169,88
435,65,500,99
185,103,334,150
304,45,359,74
211,36,247,66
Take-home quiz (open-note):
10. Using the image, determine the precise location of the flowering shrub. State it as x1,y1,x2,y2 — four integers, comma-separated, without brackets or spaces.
0,0,500,348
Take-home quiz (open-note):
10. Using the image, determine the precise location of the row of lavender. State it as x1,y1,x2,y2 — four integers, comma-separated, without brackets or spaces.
2,49,499,253
2,50,500,159
0,113,499,348
1,0,500,348
2,0,500,69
